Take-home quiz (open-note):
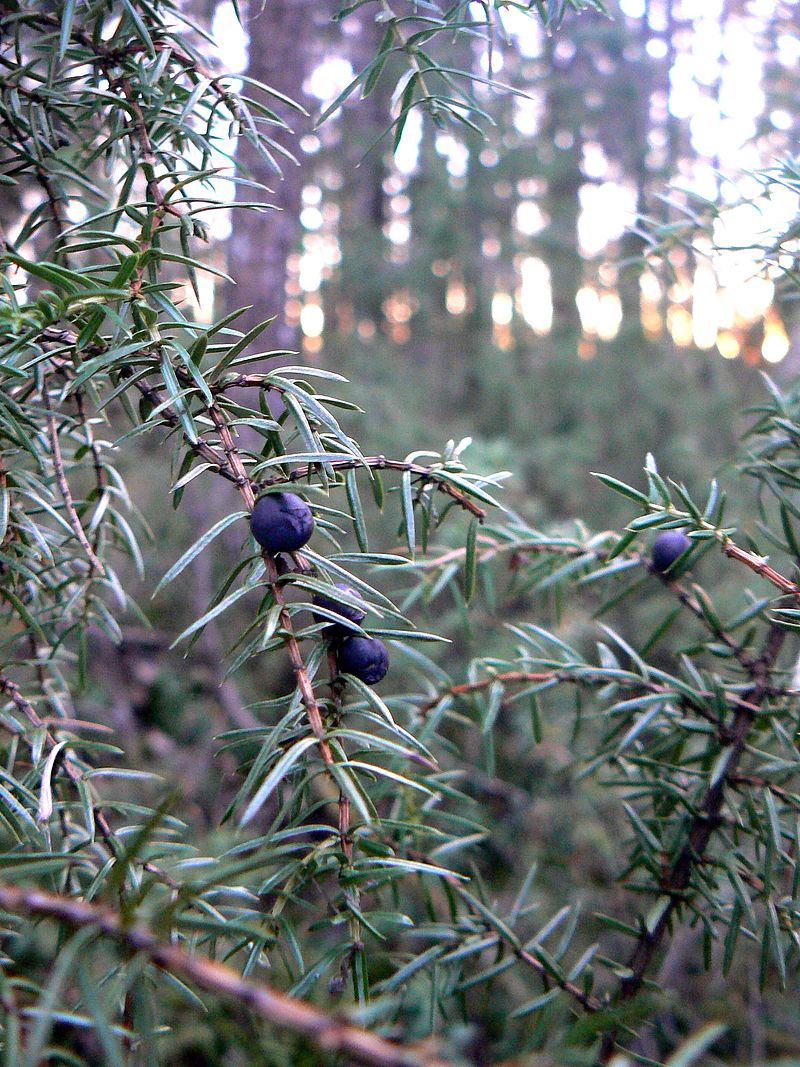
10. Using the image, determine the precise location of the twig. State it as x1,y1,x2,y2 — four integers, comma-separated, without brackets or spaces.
202,396,371,980
208,403,256,504
151,40,257,131
661,572,754,668
43,387,106,578
108,70,188,290
263,553,334,765
0,102,68,256
0,881,453,1067
134,374,233,480
415,667,774,731
729,773,800,812
266,456,486,521
721,538,800,600
328,646,352,864
326,643,365,993
36,328,486,526
74,390,107,503
203,395,335,766
418,670,552,717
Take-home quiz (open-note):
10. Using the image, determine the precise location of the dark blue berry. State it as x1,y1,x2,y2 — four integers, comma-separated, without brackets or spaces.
651,530,691,574
336,635,389,685
250,492,314,554
312,583,366,627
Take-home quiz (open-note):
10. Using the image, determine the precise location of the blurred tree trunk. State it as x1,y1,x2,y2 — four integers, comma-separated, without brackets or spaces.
763,1,800,377
460,148,494,403
657,0,690,334
335,10,392,329
225,0,321,350
541,35,585,351
615,9,651,343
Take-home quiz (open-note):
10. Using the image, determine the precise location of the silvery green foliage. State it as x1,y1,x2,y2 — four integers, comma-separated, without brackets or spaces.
1,0,799,1063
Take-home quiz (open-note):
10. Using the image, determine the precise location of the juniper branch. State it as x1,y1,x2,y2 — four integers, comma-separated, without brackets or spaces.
596,622,787,1063
0,881,454,1067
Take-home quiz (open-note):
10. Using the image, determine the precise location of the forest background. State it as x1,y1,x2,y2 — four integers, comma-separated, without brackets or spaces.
2,0,800,1064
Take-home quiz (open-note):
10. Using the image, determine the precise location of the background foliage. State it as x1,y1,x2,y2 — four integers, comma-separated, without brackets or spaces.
1,1,800,1065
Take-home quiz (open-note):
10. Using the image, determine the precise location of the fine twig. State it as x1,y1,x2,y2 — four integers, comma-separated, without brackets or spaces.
35,328,487,526
266,456,486,521
0,101,68,257
73,390,107,504
203,394,335,764
401,848,602,1016
327,646,352,863
43,385,106,577
263,552,334,765
415,667,777,731
112,74,182,296
721,538,800,600
0,881,453,1067
729,773,800,812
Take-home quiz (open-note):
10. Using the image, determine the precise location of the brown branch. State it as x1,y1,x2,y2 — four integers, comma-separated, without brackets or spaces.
151,40,257,132
134,375,233,481
36,332,485,528
328,646,352,864
0,881,452,1067
106,73,185,295
198,396,341,778
418,670,552,717
201,397,334,767
0,109,68,255
212,372,288,391
326,643,365,992
265,456,486,521
31,12,250,129
512,937,601,1015
263,553,333,765
200,399,367,952
416,668,761,732
661,572,754,669
208,404,256,505
596,622,787,1063
721,539,800,600
729,773,800,812
202,399,368,991
74,390,107,502
37,164,68,257
35,330,235,485
416,535,532,570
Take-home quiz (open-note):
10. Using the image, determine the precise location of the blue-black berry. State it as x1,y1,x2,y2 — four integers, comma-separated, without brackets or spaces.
651,530,691,574
312,583,366,627
336,635,389,685
250,492,314,554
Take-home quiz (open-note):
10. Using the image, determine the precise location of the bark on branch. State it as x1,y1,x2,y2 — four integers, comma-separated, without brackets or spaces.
0,881,454,1067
